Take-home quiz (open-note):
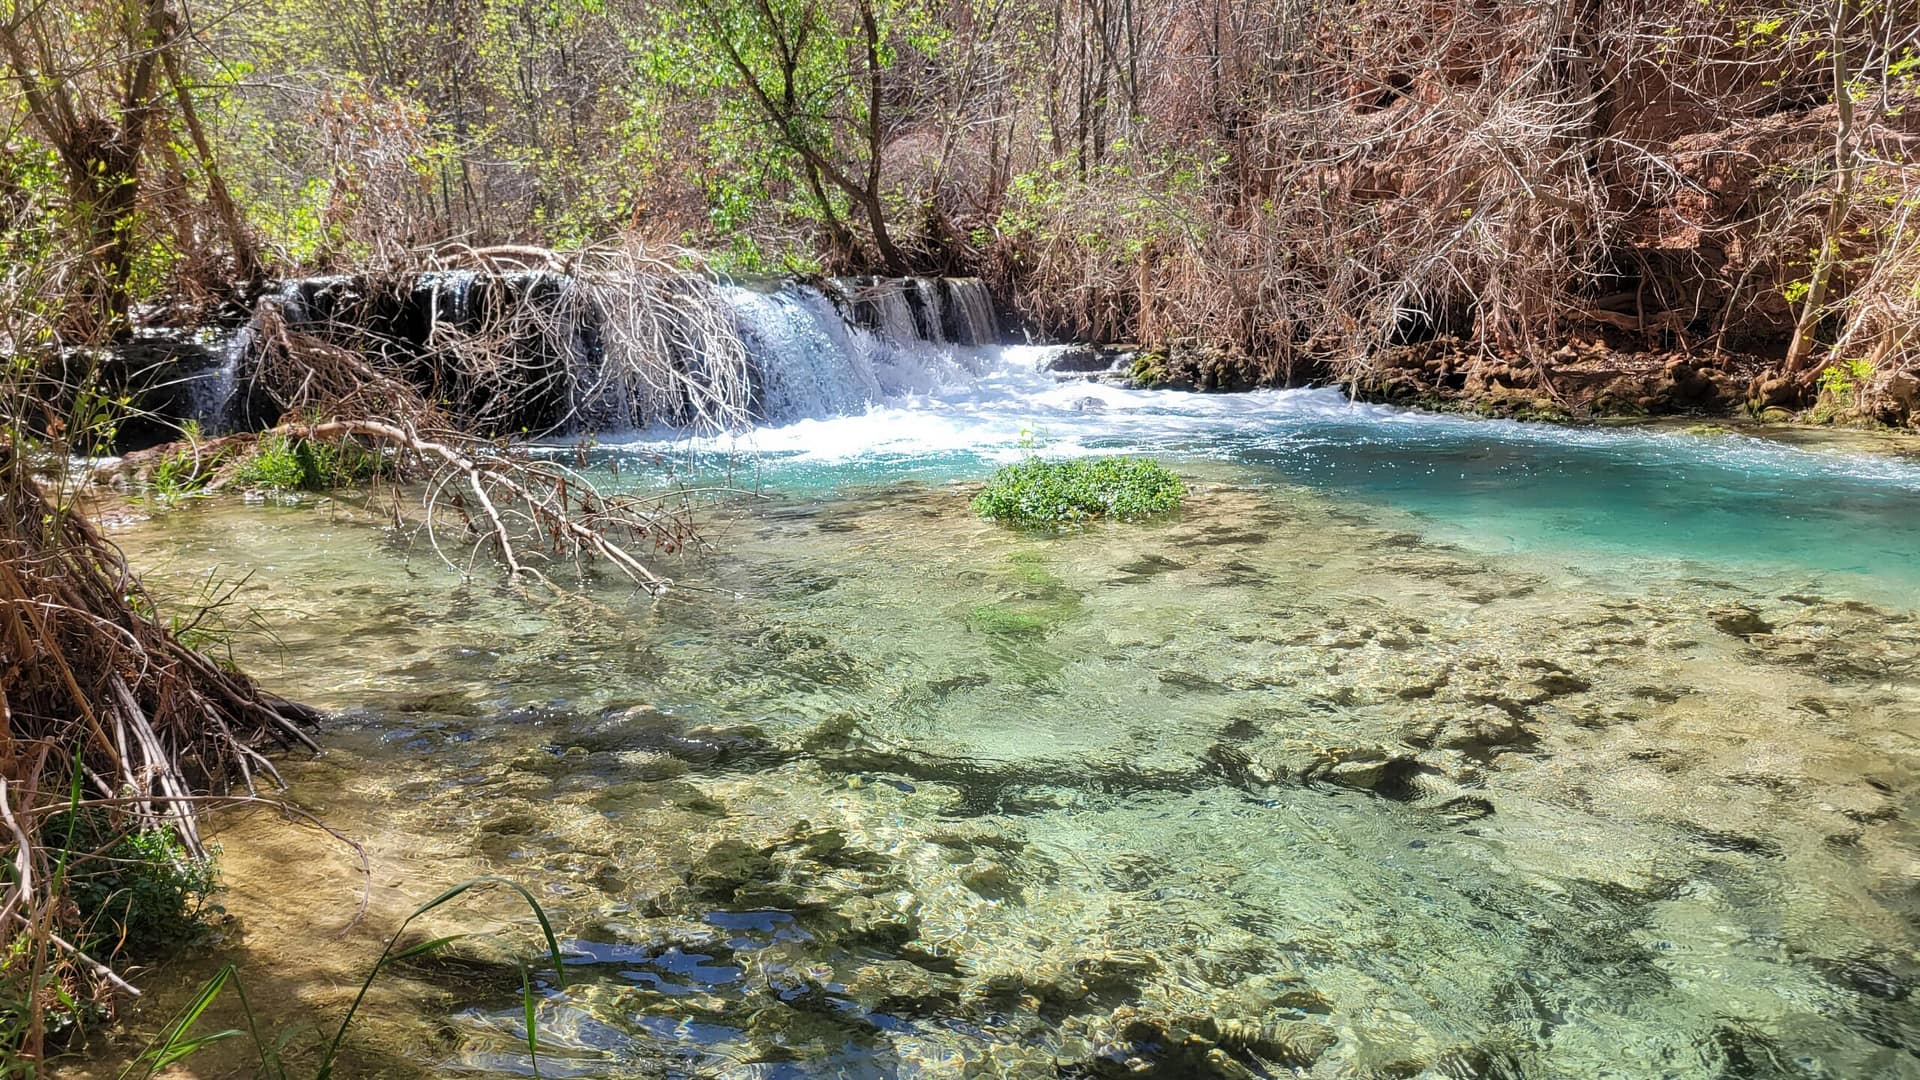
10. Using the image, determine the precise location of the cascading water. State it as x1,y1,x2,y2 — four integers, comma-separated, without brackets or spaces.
942,278,998,346
176,272,1005,436
177,329,246,431
725,284,888,421
723,279,1002,424
909,277,945,343
853,279,922,345
175,279,319,433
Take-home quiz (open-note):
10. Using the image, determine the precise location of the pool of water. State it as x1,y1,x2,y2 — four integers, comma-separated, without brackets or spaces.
87,363,1920,1079
600,354,1920,602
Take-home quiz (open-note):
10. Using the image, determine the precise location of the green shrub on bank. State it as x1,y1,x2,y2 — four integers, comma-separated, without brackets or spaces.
971,456,1185,525
1,812,222,1050
233,434,383,492
46,811,221,958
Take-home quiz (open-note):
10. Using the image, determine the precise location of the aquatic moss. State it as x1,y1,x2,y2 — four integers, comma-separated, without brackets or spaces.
1129,351,1169,388
971,457,1185,526
966,604,1054,637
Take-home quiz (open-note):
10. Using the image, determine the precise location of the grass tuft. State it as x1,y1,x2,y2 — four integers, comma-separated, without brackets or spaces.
232,435,384,492
971,456,1184,526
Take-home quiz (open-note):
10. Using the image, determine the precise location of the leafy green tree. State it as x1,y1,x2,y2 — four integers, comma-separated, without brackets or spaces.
1,0,254,339
646,0,941,272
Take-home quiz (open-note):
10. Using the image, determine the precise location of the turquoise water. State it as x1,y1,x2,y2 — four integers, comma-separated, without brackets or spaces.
609,373,1920,601
99,372,1920,1079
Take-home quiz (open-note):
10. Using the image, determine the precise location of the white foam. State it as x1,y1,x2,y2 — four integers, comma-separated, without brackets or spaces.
603,342,1384,465
605,298,1920,494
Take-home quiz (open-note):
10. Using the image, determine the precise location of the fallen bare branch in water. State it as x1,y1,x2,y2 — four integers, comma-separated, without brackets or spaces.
288,418,677,594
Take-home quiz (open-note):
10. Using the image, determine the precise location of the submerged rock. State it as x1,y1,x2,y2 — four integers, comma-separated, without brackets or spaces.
690,838,773,897
1066,1006,1335,1076
1712,606,1775,638
843,959,958,1014
563,704,681,753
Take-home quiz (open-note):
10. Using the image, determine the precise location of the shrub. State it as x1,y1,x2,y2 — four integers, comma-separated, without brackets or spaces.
46,811,221,958
1812,357,1877,423
971,456,1184,525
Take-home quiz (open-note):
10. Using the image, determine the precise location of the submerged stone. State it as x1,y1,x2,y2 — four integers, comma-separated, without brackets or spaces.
690,838,773,897
1711,606,1775,638
843,959,958,1014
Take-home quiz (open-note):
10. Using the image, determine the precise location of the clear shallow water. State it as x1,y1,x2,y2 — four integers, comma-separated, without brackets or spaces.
89,358,1920,1079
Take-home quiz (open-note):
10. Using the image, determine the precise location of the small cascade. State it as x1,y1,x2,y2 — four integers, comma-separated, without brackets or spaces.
725,284,886,421
178,330,247,431
838,276,1001,349
907,278,946,344
722,279,999,424
941,278,999,346
162,270,1007,437
418,269,478,328
881,288,920,343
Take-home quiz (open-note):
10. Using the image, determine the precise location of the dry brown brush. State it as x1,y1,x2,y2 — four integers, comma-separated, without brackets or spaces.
956,0,1920,419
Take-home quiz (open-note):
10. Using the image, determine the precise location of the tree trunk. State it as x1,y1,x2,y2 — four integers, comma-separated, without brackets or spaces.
1786,8,1858,374
159,27,259,284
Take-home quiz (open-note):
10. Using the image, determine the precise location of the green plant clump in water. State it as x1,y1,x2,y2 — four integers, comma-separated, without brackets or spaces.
971,457,1185,526
233,435,383,492
142,421,221,505
146,447,214,504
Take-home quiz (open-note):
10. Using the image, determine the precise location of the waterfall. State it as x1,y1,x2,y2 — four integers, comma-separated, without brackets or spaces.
177,330,246,432
723,279,998,424
942,279,998,346
856,279,921,345
725,284,886,421
179,271,1005,435
908,278,945,344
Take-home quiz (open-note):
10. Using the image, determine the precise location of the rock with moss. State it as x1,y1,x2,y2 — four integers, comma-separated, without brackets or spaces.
971,457,1185,526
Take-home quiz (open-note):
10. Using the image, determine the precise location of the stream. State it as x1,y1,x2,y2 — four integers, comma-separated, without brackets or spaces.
79,338,1920,1079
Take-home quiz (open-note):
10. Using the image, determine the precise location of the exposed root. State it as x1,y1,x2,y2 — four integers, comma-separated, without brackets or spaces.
1,445,322,1059
291,418,679,595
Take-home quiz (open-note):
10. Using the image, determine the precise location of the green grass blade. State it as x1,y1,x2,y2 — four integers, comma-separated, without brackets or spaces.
388,933,466,962
227,964,287,1080
521,962,542,1080
150,1030,245,1070
120,963,235,1079
314,877,567,1080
